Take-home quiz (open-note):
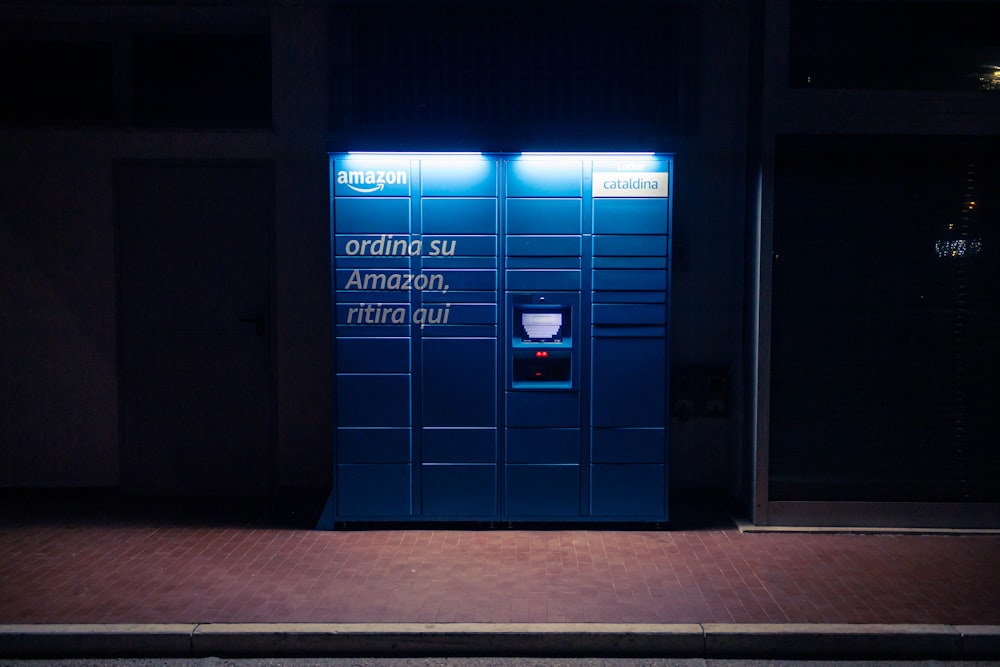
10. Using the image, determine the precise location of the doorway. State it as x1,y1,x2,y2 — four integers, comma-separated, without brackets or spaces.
116,161,273,496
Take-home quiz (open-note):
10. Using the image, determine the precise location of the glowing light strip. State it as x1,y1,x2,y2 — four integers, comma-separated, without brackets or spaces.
519,152,656,156
344,152,660,157
346,151,483,156
347,151,657,160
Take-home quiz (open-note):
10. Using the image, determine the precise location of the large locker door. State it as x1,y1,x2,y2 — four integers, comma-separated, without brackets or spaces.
503,157,585,518
332,167,414,518
417,159,500,518
590,197,670,518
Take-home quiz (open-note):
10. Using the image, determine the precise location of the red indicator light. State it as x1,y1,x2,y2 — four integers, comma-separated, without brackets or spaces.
535,350,548,358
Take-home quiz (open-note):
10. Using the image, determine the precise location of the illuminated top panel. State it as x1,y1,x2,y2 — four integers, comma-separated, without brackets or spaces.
332,153,670,199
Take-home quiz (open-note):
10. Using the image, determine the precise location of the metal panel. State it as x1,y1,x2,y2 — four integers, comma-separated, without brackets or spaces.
429,268,497,291
337,428,411,463
506,161,583,197
506,257,581,269
421,198,498,234
591,428,665,463
506,391,581,428
423,428,496,463
593,235,668,256
591,338,666,427
422,235,497,256
506,428,581,464
592,256,667,269
421,160,498,197
591,326,666,338
422,464,497,517
506,269,581,291
507,198,583,233
506,235,582,256
505,465,581,517
592,198,669,234
336,374,410,427
421,338,497,427
590,464,665,516
592,304,666,326
334,198,410,233
337,464,412,517
592,269,667,291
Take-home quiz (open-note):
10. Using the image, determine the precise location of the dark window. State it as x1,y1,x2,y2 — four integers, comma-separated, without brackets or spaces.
771,135,1000,502
789,2,1000,91
132,32,271,128
0,40,114,125
332,2,693,145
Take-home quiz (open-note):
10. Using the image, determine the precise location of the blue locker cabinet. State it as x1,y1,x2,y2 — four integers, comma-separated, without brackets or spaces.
320,153,671,526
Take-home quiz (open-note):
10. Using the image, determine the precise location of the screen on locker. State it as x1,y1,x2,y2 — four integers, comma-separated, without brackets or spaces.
511,303,572,387
521,311,563,341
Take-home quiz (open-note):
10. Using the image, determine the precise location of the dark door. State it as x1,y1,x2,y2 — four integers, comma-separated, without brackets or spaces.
116,162,272,496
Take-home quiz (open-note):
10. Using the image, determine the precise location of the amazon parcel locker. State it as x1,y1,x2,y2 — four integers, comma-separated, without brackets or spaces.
320,153,672,526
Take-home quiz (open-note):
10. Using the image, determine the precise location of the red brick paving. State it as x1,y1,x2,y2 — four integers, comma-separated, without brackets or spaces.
2,515,998,625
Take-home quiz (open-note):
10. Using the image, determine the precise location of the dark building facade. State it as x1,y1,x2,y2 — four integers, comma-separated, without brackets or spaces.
2,0,998,527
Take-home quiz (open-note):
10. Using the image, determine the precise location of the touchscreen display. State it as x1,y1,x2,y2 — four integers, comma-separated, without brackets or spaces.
522,312,563,341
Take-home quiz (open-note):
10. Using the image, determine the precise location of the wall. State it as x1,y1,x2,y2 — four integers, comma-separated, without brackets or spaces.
0,130,274,487
1,135,119,485
0,1,750,501
669,0,749,493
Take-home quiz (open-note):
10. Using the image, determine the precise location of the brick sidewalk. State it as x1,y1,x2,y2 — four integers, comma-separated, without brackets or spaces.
2,500,998,626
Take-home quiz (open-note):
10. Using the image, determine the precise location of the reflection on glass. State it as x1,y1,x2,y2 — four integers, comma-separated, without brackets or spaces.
980,65,1000,91
935,161,984,259
789,3,1000,91
935,238,983,258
